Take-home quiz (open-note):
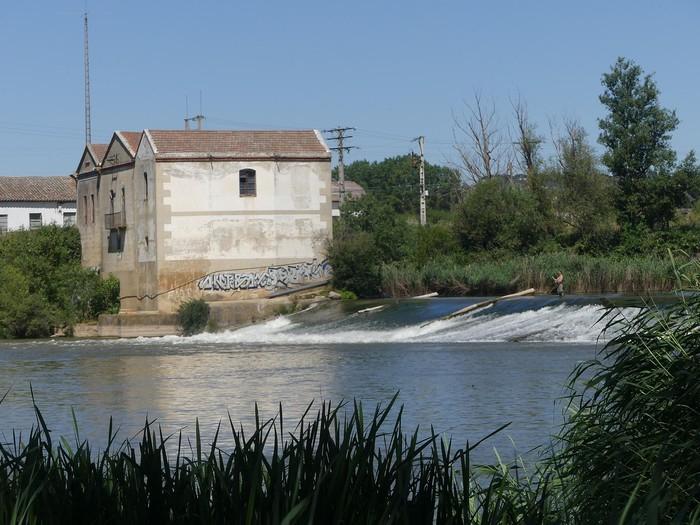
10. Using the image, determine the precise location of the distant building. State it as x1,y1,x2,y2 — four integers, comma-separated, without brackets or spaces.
0,176,76,234
75,129,333,313
331,180,366,217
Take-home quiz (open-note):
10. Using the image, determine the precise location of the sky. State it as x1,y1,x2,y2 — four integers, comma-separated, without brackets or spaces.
1,0,699,176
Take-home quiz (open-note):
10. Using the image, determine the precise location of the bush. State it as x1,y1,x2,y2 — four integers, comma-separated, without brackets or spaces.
453,178,546,253
326,232,383,297
177,298,210,336
0,226,120,337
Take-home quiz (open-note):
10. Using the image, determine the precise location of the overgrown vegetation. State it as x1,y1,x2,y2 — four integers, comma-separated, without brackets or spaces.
329,57,700,297
0,226,119,338
3,265,700,523
177,298,211,336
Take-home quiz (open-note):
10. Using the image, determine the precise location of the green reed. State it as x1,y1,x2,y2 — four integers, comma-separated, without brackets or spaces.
381,253,676,297
0,394,562,524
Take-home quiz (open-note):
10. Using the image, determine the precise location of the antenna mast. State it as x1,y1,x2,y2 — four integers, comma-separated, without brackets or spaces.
83,11,92,145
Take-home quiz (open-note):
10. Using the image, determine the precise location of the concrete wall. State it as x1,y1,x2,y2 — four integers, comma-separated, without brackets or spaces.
154,158,332,312
76,175,102,268
0,201,76,231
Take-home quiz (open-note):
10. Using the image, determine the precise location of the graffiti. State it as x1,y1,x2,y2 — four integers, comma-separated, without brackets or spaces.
197,259,332,292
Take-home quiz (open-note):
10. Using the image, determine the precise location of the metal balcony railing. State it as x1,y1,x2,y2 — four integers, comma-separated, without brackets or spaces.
104,211,126,230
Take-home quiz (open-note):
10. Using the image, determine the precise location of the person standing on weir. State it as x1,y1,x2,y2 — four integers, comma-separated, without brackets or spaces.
552,271,564,297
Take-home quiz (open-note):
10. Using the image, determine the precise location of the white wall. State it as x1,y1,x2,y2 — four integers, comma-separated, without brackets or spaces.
0,201,77,231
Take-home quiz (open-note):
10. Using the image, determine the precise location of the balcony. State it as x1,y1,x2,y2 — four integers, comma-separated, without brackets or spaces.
104,211,126,230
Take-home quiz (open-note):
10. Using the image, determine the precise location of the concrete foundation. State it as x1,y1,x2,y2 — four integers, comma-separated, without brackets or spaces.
77,294,329,338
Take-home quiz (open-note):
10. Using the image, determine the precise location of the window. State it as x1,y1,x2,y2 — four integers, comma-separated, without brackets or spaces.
90,194,95,223
83,196,88,224
121,187,126,214
0,214,7,234
239,169,256,197
29,213,42,230
63,212,76,227
108,229,125,253
144,172,149,201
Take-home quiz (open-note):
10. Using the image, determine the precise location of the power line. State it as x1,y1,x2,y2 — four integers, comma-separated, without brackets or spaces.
324,127,357,205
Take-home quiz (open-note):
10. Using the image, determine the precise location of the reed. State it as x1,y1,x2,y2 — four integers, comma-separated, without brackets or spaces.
0,394,562,524
381,253,677,297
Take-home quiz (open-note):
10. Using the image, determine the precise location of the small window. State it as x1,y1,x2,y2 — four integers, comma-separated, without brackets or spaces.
63,212,76,227
0,214,7,234
239,169,256,197
83,196,88,224
108,229,125,253
91,194,95,223
144,172,149,201
29,213,42,230
121,187,126,213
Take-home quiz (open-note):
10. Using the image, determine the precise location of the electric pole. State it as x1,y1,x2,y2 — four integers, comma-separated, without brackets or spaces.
414,135,427,226
185,92,205,130
83,12,92,145
324,127,357,204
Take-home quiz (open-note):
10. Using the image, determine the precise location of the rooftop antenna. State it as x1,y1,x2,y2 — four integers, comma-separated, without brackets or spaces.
184,90,205,130
83,10,92,144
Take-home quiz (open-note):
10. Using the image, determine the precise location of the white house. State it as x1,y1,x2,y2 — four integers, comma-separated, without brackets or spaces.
75,129,333,313
0,176,77,233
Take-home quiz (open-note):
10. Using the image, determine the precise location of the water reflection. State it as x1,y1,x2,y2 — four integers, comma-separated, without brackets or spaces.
0,339,595,463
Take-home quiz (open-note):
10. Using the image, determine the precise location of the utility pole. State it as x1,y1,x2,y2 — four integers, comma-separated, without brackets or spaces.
83,12,92,145
414,135,427,226
324,127,357,204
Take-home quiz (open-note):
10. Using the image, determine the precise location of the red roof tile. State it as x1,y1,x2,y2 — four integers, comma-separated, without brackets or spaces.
146,130,330,159
88,144,108,165
116,131,142,156
0,176,76,202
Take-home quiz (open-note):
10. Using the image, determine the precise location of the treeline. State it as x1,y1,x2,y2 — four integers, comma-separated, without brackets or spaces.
330,57,700,296
0,226,119,338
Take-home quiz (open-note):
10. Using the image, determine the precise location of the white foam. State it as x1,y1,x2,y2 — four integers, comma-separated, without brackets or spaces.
171,303,633,345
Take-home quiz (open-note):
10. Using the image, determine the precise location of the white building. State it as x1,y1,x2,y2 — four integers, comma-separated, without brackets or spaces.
0,176,77,233
75,129,333,313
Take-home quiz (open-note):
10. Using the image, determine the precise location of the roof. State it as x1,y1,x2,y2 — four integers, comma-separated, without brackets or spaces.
145,130,330,160
332,180,365,200
87,144,108,165
0,176,76,202
116,131,142,156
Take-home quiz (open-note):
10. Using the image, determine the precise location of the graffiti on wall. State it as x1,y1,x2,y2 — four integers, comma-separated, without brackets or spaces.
197,259,332,292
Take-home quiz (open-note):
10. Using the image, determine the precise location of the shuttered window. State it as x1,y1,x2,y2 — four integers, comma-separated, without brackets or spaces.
0,215,7,234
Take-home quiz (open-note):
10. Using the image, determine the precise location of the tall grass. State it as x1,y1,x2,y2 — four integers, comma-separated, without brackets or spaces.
0,394,561,524
381,253,676,297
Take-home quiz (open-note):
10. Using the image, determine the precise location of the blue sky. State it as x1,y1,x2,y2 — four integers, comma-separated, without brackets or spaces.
1,1,699,176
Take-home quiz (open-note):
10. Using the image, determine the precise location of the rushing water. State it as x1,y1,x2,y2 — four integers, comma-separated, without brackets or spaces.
0,295,632,464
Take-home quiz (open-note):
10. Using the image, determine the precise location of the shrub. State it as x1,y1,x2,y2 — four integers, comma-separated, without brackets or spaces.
326,232,383,297
177,298,210,336
453,178,546,252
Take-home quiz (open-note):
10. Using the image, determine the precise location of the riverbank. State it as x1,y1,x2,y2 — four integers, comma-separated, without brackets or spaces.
380,253,679,297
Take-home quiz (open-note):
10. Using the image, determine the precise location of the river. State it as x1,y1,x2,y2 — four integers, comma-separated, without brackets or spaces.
0,295,630,464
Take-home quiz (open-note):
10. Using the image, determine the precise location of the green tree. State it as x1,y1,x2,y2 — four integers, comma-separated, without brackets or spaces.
453,178,546,253
340,155,462,214
598,57,679,225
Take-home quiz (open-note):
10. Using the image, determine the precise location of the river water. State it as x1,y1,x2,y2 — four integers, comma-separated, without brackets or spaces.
0,296,631,464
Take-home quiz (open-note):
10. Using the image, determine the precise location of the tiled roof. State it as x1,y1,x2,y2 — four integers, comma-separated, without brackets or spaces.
332,180,365,200
146,130,330,159
0,176,76,202
116,131,142,156
88,144,108,165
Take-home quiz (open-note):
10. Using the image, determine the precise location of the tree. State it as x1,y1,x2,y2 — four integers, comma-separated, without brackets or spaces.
453,177,546,252
548,120,618,251
511,96,543,179
453,93,511,183
598,57,679,224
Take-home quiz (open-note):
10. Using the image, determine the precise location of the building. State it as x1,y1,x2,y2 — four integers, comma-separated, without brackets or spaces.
75,129,333,313
0,176,77,234
331,180,366,217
